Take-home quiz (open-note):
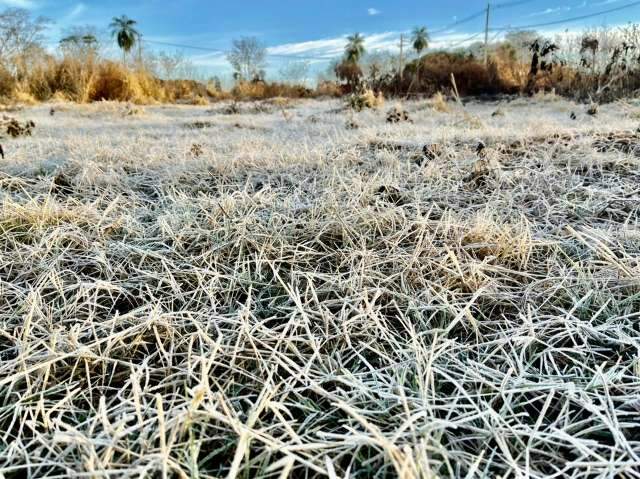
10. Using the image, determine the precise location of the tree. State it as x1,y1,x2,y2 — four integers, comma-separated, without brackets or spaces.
504,30,540,62
580,35,599,72
209,75,222,92
505,30,540,50
109,15,139,63
60,26,100,59
411,26,429,87
60,34,98,54
279,60,309,85
227,37,267,82
335,60,362,91
412,27,429,55
318,59,340,83
0,8,50,74
361,51,398,89
465,41,486,59
345,33,366,63
144,50,201,79
157,50,185,79
337,33,366,91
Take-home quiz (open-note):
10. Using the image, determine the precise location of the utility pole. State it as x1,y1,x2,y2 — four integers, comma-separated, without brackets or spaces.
399,34,405,82
484,3,491,67
138,34,143,66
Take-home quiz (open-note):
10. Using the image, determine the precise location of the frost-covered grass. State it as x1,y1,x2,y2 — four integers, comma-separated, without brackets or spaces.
1,96,640,478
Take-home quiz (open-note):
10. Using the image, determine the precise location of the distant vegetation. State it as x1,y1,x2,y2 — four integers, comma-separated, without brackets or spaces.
0,8,638,104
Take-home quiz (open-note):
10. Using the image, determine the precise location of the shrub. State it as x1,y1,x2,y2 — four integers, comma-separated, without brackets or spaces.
13,90,37,105
160,79,212,102
188,95,209,106
335,61,363,92
429,92,450,112
231,81,313,100
316,81,342,98
22,57,96,102
0,67,16,99
347,88,384,111
404,52,512,97
386,105,411,123
86,63,163,103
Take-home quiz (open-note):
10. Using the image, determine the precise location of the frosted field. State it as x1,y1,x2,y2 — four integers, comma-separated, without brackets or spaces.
1,97,640,478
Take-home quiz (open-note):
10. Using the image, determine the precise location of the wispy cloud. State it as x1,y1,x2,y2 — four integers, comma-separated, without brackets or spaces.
0,0,37,8
266,30,489,60
267,32,403,60
188,52,229,68
46,2,89,39
268,37,347,59
65,3,86,21
528,6,572,17
367,8,381,16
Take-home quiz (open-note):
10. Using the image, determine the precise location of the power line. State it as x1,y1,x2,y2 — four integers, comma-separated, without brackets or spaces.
144,39,225,54
493,0,538,10
430,10,486,35
490,0,640,31
142,0,640,66
429,0,537,38
484,3,491,66
143,38,333,61
448,31,484,48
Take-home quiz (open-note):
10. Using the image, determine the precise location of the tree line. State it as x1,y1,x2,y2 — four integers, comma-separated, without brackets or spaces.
0,7,639,102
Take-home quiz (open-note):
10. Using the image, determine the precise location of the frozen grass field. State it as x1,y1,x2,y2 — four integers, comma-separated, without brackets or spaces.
1,96,640,478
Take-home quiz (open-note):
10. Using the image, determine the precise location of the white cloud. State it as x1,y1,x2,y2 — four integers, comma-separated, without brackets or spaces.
0,0,36,8
368,8,381,16
266,32,404,60
189,52,229,68
266,30,490,60
528,6,572,17
66,3,86,20
268,36,348,59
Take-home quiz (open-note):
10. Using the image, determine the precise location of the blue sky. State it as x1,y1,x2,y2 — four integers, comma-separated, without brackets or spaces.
5,0,640,78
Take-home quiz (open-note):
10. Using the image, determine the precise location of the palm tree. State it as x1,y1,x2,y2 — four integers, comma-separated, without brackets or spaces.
412,27,429,56
345,33,366,63
412,27,429,87
110,15,139,63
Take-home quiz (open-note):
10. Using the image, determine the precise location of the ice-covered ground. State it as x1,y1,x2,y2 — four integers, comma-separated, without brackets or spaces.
1,96,639,478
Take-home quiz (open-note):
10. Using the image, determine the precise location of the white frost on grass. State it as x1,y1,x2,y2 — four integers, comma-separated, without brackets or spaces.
0,96,639,477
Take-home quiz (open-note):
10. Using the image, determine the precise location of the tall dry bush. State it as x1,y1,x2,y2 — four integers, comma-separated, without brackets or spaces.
231,80,313,100
23,56,96,102
86,62,165,103
14,58,161,103
492,43,529,89
369,51,516,99
405,52,513,97
316,81,342,98
0,66,16,99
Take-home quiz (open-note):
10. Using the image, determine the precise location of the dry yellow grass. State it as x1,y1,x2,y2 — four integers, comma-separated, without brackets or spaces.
429,92,450,113
347,88,385,111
